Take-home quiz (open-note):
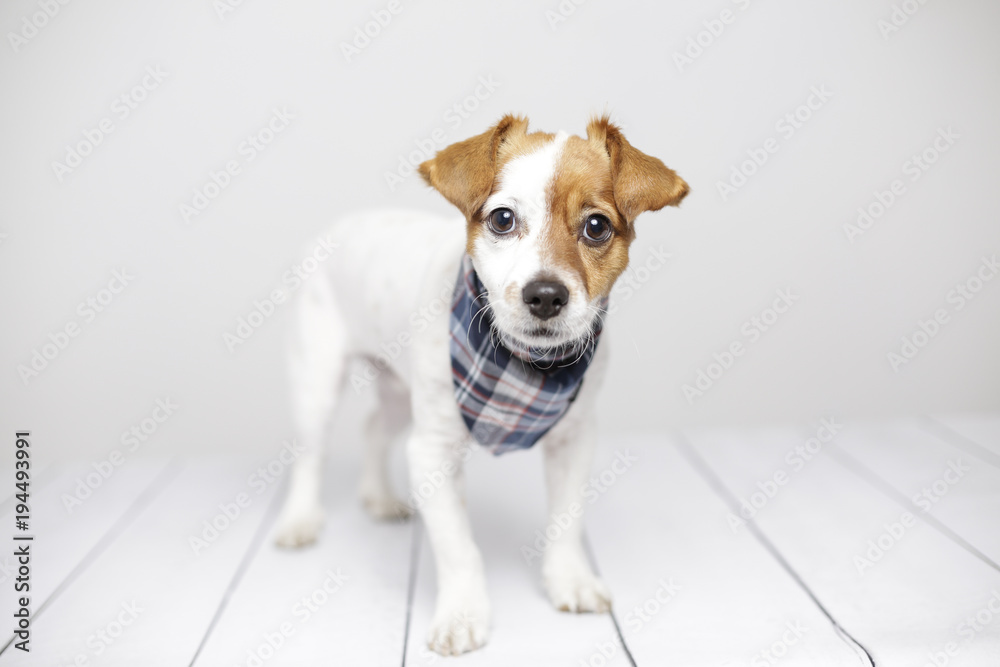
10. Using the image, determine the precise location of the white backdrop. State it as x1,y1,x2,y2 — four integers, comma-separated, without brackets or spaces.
1,0,998,459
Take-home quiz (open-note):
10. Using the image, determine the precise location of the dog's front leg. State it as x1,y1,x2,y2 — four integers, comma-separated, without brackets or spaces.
541,419,612,613
409,432,490,655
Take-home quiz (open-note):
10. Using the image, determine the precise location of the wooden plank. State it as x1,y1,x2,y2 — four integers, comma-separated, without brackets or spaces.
928,415,1000,462
688,424,1000,666
403,445,625,666
833,420,1000,567
190,480,413,665
6,421,995,664
0,458,172,656
0,461,276,666
586,434,867,666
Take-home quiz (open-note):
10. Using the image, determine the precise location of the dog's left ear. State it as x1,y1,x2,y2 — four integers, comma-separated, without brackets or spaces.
419,114,528,220
587,116,689,223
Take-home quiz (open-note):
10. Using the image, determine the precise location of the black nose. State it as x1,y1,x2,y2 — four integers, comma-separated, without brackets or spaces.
522,280,569,320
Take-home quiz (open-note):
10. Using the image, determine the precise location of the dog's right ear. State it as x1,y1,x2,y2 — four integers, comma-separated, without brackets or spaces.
587,116,689,223
419,114,528,220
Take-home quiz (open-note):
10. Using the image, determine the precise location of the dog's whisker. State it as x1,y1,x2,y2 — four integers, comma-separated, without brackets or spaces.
468,301,493,343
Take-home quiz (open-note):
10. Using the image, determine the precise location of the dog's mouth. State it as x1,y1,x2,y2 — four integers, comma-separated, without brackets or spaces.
496,320,593,356
525,326,557,338
485,288,606,354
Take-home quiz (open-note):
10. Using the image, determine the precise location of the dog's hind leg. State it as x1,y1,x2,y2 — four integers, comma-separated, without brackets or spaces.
359,371,413,521
275,275,347,548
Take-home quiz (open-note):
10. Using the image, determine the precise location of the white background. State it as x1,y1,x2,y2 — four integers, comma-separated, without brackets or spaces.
1,0,998,459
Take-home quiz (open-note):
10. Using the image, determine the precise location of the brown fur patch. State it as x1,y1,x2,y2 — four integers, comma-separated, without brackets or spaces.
418,115,558,256
494,129,557,164
586,115,689,221
539,118,690,298
503,282,520,305
542,135,632,299
420,114,688,298
465,127,557,255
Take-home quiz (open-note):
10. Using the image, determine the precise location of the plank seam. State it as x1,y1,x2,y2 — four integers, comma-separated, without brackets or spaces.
0,460,181,656
583,532,638,667
672,433,876,667
400,518,422,667
919,417,1000,471
187,483,284,667
825,441,1000,575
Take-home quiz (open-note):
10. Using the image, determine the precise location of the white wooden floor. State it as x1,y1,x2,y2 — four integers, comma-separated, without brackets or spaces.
4,416,1000,666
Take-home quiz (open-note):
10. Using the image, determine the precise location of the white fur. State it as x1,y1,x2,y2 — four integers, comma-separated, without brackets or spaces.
276,151,614,654
474,130,603,350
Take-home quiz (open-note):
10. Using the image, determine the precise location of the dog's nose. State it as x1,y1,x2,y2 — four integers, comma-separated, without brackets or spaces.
522,280,569,320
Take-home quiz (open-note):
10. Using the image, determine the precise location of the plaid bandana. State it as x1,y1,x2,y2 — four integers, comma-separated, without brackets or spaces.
450,254,606,455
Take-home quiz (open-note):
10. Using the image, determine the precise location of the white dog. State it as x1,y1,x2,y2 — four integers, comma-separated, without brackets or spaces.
274,114,688,655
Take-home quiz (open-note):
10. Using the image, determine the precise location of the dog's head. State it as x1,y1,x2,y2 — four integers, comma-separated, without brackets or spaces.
419,114,688,350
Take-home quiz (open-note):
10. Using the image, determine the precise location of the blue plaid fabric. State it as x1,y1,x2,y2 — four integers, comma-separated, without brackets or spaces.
450,254,606,455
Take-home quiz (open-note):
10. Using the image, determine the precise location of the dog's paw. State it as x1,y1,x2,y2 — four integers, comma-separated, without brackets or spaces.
543,545,613,612
427,593,491,655
361,492,413,522
545,571,612,613
274,505,324,548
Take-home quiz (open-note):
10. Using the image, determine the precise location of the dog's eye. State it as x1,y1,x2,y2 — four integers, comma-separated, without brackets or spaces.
582,214,613,243
488,208,516,235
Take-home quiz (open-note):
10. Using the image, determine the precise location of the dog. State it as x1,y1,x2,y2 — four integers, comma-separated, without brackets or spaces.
274,114,688,655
